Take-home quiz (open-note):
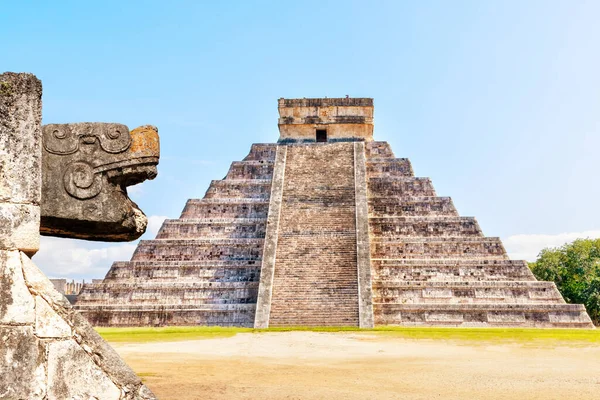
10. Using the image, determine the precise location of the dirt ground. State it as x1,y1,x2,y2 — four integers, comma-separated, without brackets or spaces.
110,332,600,400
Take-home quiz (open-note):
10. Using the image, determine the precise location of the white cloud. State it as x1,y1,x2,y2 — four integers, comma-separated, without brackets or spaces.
146,215,168,236
503,230,600,262
32,215,168,281
33,237,137,280
127,184,144,196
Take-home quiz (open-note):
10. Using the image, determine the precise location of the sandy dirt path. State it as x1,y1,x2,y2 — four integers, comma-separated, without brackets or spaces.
110,332,600,400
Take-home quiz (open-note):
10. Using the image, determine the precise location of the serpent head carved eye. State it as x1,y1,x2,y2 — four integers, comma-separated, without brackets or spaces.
108,129,121,139
53,128,67,139
63,161,102,200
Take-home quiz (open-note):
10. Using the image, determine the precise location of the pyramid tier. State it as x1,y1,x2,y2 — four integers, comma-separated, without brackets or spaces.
77,281,258,305
369,216,482,237
225,160,274,180
368,177,436,197
366,158,413,178
180,198,270,219
76,304,256,327
103,260,261,283
242,143,277,161
374,303,592,328
157,219,267,239
371,237,508,259
204,179,272,199
368,196,458,217
372,259,536,282
365,141,395,158
373,281,564,304
131,239,264,262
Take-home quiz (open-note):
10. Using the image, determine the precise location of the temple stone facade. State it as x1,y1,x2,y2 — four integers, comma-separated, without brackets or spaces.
76,98,594,328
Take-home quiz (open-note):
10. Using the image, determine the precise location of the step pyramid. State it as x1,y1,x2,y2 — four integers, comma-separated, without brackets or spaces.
75,98,594,328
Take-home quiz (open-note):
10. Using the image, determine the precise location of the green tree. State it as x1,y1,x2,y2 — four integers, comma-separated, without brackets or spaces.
529,238,600,326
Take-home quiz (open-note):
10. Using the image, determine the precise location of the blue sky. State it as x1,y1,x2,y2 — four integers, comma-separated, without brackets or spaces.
2,1,599,279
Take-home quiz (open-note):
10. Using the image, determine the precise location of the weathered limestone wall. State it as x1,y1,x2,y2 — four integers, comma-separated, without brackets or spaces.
0,72,155,399
0,73,42,256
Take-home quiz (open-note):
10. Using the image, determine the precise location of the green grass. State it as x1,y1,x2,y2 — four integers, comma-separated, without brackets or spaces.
370,326,600,344
96,325,600,344
96,326,253,342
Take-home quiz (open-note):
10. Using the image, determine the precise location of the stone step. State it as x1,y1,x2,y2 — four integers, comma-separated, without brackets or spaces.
131,239,264,262
372,259,535,282
204,179,272,199
373,281,564,304
368,177,436,197
371,237,507,259
157,218,266,239
369,216,482,238
180,199,270,219
368,196,458,217
366,158,413,178
374,303,594,328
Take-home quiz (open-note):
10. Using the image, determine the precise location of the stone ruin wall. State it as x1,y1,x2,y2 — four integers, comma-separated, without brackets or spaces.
0,72,155,399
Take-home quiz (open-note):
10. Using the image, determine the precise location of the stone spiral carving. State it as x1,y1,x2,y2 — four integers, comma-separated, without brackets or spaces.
63,161,103,200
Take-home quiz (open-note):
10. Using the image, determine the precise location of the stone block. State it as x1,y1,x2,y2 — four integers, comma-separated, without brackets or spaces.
0,72,43,205
47,339,121,400
0,203,40,255
0,72,42,255
35,296,71,338
0,250,35,324
0,326,46,399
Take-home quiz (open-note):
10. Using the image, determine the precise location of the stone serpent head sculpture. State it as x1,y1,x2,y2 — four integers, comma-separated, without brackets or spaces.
40,123,159,241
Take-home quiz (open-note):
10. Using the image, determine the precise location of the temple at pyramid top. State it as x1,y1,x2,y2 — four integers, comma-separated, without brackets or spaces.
278,97,374,143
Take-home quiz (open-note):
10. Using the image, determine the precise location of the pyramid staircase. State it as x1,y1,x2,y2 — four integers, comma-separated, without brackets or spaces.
268,143,360,327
